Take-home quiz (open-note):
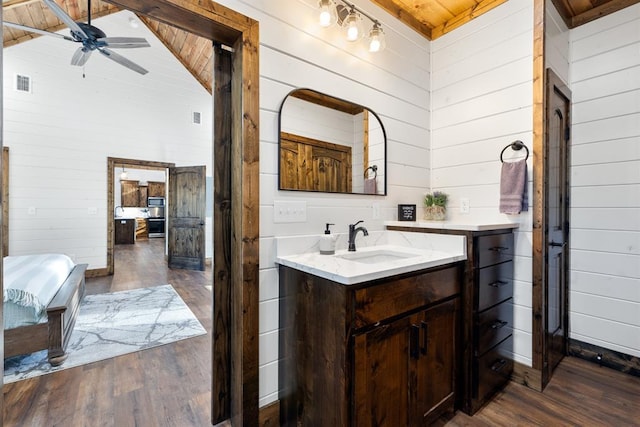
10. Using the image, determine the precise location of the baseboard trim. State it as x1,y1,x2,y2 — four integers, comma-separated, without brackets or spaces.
569,338,640,377
86,268,109,278
512,362,543,392
259,400,280,427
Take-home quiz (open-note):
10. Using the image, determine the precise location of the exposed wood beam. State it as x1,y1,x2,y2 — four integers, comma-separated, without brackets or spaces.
570,0,640,28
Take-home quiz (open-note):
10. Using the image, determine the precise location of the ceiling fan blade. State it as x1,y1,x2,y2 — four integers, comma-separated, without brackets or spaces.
3,21,74,41
71,47,92,66
98,48,148,75
98,37,150,49
42,0,88,40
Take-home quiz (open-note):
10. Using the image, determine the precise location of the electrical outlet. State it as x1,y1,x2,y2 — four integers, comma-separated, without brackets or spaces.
372,203,380,219
88,207,98,215
460,198,470,214
274,200,307,223
27,207,37,215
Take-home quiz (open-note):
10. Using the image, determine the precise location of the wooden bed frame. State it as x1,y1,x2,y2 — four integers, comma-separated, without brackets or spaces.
4,263,88,366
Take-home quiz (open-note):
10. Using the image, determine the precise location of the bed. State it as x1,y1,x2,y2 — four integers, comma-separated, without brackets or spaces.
3,254,88,366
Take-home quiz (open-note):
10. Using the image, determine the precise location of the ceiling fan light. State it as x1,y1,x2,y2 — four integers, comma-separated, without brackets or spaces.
318,0,337,28
368,23,386,53
342,8,363,42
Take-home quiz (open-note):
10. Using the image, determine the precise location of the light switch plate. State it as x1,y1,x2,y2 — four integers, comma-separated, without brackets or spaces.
88,207,98,215
274,200,307,223
27,207,36,215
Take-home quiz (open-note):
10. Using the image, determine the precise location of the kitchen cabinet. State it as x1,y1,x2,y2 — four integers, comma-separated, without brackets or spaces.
121,180,140,207
147,181,165,197
387,224,515,415
280,262,463,426
114,218,135,244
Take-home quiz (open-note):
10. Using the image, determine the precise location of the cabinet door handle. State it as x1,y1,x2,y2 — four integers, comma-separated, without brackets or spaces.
491,359,507,372
488,280,508,288
489,246,509,253
410,324,420,360
420,321,428,356
491,320,508,329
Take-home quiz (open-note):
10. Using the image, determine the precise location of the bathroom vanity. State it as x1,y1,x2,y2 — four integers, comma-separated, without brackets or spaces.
277,225,516,425
277,232,467,426
386,222,517,415
279,262,463,426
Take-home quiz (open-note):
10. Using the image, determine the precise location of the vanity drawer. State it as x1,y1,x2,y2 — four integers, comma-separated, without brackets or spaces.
477,299,513,356
477,261,514,312
474,336,513,401
353,264,462,329
477,233,514,268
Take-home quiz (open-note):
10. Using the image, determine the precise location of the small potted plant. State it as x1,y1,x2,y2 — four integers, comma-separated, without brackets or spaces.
424,191,448,221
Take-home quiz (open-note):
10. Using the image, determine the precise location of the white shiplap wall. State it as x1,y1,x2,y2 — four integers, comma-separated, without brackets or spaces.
430,0,535,366
569,4,640,357
213,0,431,406
3,11,212,267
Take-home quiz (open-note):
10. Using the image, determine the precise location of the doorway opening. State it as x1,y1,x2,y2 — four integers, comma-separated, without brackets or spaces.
107,157,175,276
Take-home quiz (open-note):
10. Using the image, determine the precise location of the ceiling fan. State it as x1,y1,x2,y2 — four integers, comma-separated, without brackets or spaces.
3,0,150,75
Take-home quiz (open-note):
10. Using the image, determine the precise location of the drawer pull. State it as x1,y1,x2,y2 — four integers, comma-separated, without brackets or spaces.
420,321,428,356
488,280,508,288
491,320,508,330
410,324,420,360
489,246,509,253
491,359,507,372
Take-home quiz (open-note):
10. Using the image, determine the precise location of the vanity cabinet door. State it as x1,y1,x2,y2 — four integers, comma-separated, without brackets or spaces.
352,297,459,427
353,315,411,427
413,297,459,425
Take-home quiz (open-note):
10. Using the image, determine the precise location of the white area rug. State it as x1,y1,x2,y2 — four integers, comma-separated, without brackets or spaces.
4,284,207,383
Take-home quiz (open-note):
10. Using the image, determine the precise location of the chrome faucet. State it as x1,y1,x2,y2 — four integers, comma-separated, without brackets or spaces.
348,220,369,251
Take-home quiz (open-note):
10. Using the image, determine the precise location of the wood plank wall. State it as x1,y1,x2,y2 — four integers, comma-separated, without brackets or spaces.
2,11,212,269
430,0,535,366
229,0,431,406
568,3,640,360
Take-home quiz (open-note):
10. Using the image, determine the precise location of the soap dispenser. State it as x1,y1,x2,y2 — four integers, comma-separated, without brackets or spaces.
319,223,337,255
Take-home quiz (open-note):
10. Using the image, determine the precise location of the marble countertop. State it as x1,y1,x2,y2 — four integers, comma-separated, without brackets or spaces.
385,220,519,231
276,231,467,285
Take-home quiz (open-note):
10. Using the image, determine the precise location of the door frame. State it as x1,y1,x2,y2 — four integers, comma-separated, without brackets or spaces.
532,65,572,391
106,157,175,276
103,1,260,424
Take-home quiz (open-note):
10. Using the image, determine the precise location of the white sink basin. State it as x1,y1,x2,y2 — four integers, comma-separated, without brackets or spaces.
337,249,421,264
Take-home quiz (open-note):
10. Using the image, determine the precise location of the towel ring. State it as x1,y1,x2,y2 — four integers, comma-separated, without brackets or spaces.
500,140,529,163
365,165,378,179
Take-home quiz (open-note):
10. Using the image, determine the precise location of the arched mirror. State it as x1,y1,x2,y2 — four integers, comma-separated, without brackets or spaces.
278,88,387,195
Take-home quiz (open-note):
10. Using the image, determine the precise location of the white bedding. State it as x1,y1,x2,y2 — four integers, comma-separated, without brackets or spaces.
3,254,75,329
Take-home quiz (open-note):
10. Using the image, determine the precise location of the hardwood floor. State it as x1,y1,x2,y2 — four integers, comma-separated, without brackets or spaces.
4,240,640,426
3,239,213,426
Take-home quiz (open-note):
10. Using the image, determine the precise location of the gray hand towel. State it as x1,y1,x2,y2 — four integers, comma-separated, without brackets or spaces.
364,178,377,194
500,159,528,214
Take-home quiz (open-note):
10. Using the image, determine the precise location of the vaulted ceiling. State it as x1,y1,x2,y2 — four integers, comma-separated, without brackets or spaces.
2,0,638,94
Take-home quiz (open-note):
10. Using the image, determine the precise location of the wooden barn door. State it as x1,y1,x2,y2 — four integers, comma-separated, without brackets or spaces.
167,165,206,271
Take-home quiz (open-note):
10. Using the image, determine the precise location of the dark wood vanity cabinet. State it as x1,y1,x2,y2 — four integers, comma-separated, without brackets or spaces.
280,263,463,426
387,225,516,415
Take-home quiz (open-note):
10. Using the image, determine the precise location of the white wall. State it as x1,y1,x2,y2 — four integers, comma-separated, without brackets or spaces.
211,0,431,406
3,11,212,266
430,0,535,366
568,4,640,357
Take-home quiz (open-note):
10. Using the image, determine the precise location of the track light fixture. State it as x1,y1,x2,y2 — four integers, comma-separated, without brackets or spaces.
317,0,386,53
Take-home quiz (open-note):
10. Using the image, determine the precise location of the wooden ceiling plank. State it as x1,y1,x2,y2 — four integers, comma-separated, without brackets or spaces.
25,2,49,31
139,16,212,94
3,0,41,10
369,0,434,39
431,0,508,39
571,0,640,27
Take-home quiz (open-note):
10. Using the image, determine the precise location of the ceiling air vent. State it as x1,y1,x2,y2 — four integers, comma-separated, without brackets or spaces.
192,111,202,125
15,74,32,93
